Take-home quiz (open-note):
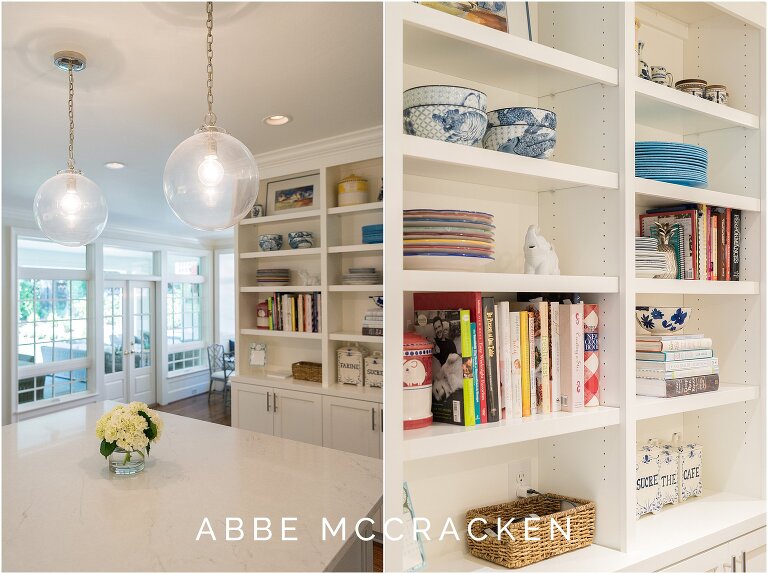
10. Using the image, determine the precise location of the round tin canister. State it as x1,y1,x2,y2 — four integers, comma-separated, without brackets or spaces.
403,331,433,430
337,174,369,207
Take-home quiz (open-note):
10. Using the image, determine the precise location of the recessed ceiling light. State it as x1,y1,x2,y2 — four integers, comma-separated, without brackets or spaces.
263,114,292,126
104,162,125,170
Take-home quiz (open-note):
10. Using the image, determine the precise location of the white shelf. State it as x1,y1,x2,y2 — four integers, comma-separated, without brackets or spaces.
327,202,383,215
240,248,322,259
239,329,321,340
635,278,760,295
402,136,618,192
635,77,760,134
403,407,620,461
328,285,383,292
240,286,322,293
231,374,382,403
634,177,761,212
402,3,618,97
328,244,383,254
402,271,618,293
239,210,321,225
635,383,760,420
329,332,383,343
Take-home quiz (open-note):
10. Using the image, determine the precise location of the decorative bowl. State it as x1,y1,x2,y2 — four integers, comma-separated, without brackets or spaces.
482,125,556,159
403,105,487,147
369,296,384,309
635,306,691,334
287,231,314,249
705,85,728,105
487,107,557,130
259,234,283,251
403,85,487,112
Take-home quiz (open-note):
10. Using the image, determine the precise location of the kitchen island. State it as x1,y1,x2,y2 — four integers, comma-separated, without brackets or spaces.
3,401,382,571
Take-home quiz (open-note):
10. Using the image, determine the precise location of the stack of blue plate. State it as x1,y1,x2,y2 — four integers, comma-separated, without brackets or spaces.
362,224,383,244
636,141,708,187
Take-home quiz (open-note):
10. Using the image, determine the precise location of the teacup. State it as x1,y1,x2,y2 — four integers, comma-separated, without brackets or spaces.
258,234,283,251
651,66,673,87
705,85,729,105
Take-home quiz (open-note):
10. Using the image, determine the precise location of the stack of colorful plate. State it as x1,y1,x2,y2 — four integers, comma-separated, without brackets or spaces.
362,224,383,244
636,141,708,187
256,268,291,286
342,267,382,285
403,209,495,271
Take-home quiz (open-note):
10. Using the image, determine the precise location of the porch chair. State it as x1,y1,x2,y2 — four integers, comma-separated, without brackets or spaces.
207,344,233,405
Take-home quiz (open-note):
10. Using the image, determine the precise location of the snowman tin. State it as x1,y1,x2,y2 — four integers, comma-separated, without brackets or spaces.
403,332,433,430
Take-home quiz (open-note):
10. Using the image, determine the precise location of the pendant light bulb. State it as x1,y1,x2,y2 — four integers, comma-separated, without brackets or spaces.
162,2,259,231
33,51,108,247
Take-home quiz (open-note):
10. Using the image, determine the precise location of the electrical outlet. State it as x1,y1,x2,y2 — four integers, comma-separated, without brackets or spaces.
508,459,532,498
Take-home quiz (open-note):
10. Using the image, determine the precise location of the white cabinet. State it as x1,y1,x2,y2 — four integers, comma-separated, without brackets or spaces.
661,528,766,573
232,382,322,445
322,396,382,459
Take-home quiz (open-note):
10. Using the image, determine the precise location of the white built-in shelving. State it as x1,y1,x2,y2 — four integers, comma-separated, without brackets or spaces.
328,284,383,292
239,209,321,225
329,332,383,343
327,201,383,215
239,328,322,340
328,244,383,254
240,248,322,259
386,1,765,571
240,285,322,293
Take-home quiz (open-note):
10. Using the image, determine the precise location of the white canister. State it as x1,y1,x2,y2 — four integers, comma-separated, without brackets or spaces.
664,433,703,502
657,444,680,506
636,444,663,518
364,352,383,388
337,174,369,207
337,344,369,386
403,332,433,430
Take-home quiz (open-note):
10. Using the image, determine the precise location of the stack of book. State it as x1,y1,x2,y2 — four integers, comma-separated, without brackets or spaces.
635,236,670,278
636,334,719,398
362,306,383,336
412,292,601,427
639,204,741,281
262,292,322,333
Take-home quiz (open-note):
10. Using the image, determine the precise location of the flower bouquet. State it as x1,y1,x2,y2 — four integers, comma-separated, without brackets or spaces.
96,402,164,475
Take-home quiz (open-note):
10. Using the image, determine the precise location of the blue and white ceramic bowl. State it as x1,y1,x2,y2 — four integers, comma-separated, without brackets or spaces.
403,85,488,112
287,231,314,249
487,107,557,130
482,125,556,159
403,105,488,147
635,306,691,334
259,234,283,251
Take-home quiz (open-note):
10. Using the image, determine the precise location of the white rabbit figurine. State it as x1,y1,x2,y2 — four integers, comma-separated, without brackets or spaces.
523,225,560,275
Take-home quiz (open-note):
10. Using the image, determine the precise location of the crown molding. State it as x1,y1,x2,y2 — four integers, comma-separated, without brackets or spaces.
253,125,382,177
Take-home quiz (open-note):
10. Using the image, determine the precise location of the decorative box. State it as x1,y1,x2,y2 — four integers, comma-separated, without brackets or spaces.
256,301,270,329
662,435,703,502
364,352,383,388
337,174,369,207
636,444,663,518
657,444,680,506
403,332,433,430
337,344,370,386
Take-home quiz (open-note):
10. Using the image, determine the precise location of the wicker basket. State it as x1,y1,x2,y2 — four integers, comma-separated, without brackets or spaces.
292,361,322,383
466,493,595,569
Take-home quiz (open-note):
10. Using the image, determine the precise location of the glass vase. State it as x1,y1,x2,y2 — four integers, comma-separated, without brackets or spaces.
108,447,145,475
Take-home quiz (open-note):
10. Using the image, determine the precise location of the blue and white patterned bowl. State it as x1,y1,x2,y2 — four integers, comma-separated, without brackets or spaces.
487,107,557,130
482,125,556,159
259,234,283,251
635,306,691,334
404,105,487,147
403,85,488,112
288,231,314,249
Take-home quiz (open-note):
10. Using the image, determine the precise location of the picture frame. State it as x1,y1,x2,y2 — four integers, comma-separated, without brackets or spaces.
266,174,318,215
419,2,509,33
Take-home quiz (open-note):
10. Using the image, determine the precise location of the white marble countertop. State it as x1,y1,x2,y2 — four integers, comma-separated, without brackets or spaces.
3,401,382,571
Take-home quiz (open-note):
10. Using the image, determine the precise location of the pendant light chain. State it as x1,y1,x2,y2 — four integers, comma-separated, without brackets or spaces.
205,1,216,126
67,65,76,170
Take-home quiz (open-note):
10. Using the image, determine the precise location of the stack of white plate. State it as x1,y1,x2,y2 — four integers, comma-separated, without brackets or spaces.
342,267,381,285
257,268,291,286
403,209,495,271
636,237,669,278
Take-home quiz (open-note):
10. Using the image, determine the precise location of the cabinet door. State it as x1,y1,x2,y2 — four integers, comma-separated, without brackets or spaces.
231,383,274,436
661,541,731,572
322,396,381,458
273,388,323,446
731,527,766,572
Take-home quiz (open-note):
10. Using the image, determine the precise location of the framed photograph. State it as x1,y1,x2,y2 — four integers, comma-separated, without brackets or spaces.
250,203,264,218
266,174,318,215
419,2,508,33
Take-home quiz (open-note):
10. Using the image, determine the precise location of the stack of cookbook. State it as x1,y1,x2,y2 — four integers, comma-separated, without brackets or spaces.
636,334,719,398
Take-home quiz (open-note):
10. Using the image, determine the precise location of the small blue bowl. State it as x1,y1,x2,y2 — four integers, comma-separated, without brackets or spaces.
403,105,487,147
403,85,488,112
259,234,283,251
482,125,556,159
487,107,557,130
288,231,314,249
635,306,691,334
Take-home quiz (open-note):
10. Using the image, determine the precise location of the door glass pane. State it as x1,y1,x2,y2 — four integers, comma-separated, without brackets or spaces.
104,287,124,375
133,286,152,369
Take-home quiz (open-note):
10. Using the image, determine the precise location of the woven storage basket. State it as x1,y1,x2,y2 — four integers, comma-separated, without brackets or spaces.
292,361,322,382
466,493,595,569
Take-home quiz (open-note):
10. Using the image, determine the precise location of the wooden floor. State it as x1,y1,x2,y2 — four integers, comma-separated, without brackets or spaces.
152,390,231,426
373,541,383,572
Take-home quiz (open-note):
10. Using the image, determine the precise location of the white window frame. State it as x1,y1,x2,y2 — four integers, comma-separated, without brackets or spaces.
214,248,235,348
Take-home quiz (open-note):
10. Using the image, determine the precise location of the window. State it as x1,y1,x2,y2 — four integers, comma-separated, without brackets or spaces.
216,252,235,346
168,349,203,372
18,369,88,405
166,250,207,375
18,237,86,270
167,282,202,345
104,246,154,275
168,254,202,276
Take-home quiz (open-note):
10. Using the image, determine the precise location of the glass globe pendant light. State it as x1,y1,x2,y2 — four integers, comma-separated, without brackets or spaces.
163,2,259,231
33,51,108,247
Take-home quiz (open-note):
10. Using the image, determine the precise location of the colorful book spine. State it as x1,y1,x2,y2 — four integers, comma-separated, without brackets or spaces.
494,305,502,418
725,208,732,280
473,296,488,423
636,373,720,398
636,349,713,361
636,338,713,352
499,301,512,419
711,214,718,281
460,310,475,427
583,304,600,407
636,357,719,371
636,365,719,379
706,205,712,280
509,310,523,418
482,297,500,423
471,322,481,425
550,302,561,412
697,204,706,281
527,312,537,415
560,303,584,411
718,209,727,281
520,311,531,417
731,210,741,281
539,302,551,413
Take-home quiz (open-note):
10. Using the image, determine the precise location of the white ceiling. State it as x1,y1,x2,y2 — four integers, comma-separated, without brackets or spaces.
2,2,383,239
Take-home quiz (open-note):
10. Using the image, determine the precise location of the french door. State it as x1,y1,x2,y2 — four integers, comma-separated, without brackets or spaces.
103,281,156,404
